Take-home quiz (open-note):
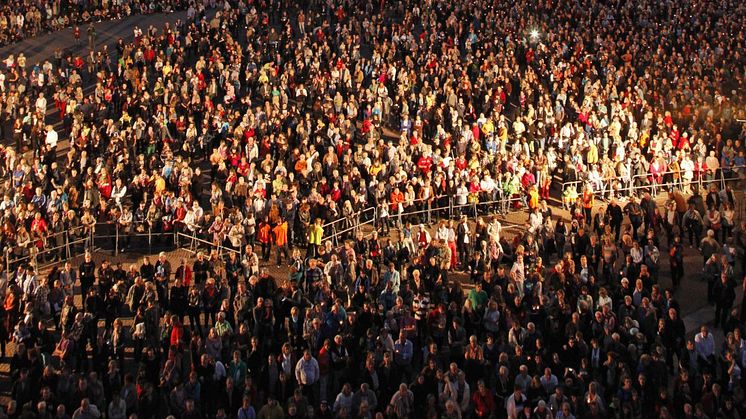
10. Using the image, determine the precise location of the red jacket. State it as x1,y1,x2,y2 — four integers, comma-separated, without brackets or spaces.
390,190,404,212
318,347,332,375
174,206,187,222
417,156,433,174
170,324,184,348
257,223,272,244
472,390,495,417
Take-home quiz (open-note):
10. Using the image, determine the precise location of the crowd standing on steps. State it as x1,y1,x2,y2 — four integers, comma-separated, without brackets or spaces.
0,0,744,418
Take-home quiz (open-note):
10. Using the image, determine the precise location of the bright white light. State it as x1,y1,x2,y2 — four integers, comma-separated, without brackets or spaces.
530,30,539,40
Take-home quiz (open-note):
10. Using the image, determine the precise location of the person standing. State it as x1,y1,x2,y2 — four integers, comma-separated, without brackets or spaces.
237,396,255,419
669,235,684,289
273,218,289,267
257,218,272,262
714,273,735,329
582,185,594,226
389,384,414,419
87,23,96,50
79,252,96,300
624,196,643,241
683,204,704,246
307,218,323,258
694,326,716,372
505,385,527,419
607,199,624,241
192,252,211,286
393,331,413,383
700,229,720,265
471,380,496,419
457,217,471,271
664,308,686,374
295,349,320,405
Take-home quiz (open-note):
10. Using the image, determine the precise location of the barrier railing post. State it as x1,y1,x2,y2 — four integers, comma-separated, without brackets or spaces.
148,225,153,254
115,224,119,255
65,230,70,260
720,168,726,191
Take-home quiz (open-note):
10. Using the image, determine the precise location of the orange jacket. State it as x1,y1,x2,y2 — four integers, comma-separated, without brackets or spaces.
582,190,594,209
528,188,540,210
390,190,404,212
258,223,272,244
273,222,288,247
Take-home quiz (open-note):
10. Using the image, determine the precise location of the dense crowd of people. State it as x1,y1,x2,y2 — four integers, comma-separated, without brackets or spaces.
0,0,745,418
0,0,186,47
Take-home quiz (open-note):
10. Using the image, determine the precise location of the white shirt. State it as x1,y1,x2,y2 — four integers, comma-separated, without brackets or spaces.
119,211,132,225
480,177,496,193
193,205,204,221
111,185,127,204
334,392,354,414
456,185,468,205
280,353,293,375
213,360,227,381
295,356,320,385
529,212,543,234
23,275,38,296
488,221,501,243
35,96,47,113
45,128,58,148
695,332,715,359
436,226,449,241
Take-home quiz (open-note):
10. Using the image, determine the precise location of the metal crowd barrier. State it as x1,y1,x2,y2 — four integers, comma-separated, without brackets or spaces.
5,187,548,273
175,231,241,258
3,222,177,272
320,195,527,250
560,164,745,200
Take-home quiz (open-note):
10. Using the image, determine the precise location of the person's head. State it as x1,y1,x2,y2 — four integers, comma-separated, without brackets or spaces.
513,383,523,397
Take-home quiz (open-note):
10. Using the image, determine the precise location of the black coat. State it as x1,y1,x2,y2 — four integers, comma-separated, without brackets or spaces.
79,261,97,288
